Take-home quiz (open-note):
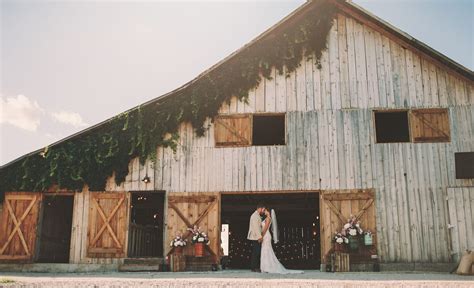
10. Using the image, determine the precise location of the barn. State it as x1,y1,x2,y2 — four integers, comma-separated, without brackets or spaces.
0,0,473,272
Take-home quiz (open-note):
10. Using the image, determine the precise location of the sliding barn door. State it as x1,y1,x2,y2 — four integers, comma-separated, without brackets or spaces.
87,192,128,258
166,193,220,261
320,189,377,264
0,192,42,262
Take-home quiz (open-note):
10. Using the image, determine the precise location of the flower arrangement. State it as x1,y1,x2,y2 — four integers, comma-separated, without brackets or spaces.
333,232,348,245
170,233,187,247
342,215,363,237
363,230,373,246
187,225,210,245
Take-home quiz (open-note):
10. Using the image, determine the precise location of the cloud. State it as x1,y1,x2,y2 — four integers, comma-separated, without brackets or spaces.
51,111,88,128
0,94,44,131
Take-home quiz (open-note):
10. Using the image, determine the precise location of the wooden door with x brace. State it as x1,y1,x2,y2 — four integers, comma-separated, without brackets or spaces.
0,192,42,262
87,192,128,258
320,189,377,264
166,192,220,262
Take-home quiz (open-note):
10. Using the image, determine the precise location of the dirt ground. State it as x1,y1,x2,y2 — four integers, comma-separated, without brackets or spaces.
0,270,473,288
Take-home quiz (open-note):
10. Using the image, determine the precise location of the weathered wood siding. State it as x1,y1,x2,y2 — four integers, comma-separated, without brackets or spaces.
447,187,474,263
105,13,474,264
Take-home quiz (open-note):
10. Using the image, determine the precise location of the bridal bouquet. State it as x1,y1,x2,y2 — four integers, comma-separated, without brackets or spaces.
170,233,187,247
187,225,210,245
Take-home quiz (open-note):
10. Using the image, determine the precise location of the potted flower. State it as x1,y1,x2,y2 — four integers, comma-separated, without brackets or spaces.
170,233,187,255
333,232,348,252
343,215,363,251
187,225,210,257
363,230,373,246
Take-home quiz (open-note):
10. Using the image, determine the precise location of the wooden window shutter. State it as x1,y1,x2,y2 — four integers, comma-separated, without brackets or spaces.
87,192,128,258
410,109,450,142
214,115,252,147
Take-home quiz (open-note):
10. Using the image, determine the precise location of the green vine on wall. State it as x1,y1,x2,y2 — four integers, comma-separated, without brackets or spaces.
0,2,336,202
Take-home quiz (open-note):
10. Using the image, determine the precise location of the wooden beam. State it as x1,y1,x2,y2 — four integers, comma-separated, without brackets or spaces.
325,200,347,224
169,203,194,228
322,192,374,201
221,190,321,195
354,199,374,221
168,196,216,204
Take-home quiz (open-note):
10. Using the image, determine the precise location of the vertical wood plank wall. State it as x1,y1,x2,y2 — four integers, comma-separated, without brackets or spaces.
103,13,474,264
447,187,474,262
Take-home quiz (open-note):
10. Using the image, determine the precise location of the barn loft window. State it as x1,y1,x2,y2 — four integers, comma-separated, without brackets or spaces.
455,152,474,179
374,111,410,143
252,114,286,146
214,114,286,147
410,109,450,143
215,115,252,147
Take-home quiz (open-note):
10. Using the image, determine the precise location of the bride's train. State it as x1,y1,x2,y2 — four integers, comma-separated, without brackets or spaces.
260,213,304,274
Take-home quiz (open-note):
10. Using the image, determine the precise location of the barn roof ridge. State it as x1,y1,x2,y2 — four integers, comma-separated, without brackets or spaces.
2,0,473,169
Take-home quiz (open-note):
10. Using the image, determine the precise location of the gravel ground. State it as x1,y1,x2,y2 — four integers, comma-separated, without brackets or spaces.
0,270,473,288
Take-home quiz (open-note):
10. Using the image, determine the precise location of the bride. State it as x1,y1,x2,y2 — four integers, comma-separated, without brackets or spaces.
260,208,304,274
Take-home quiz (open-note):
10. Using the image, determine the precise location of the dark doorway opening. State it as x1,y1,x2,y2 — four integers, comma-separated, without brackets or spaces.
37,195,74,263
128,192,164,257
221,192,320,270
374,111,410,143
252,114,286,146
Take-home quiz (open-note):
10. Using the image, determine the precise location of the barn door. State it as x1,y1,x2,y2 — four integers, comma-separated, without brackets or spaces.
166,193,220,261
87,192,128,258
0,192,42,262
320,189,377,264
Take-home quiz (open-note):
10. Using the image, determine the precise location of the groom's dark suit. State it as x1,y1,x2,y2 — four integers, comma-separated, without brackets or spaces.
247,210,262,270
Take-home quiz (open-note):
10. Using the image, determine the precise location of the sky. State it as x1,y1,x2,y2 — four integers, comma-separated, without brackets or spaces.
0,0,473,166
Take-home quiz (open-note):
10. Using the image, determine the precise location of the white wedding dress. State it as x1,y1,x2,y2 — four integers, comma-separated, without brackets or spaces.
260,219,304,274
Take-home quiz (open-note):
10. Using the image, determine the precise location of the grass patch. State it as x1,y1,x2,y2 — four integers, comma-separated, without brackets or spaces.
0,278,15,284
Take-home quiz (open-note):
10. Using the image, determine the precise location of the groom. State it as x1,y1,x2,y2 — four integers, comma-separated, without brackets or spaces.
247,203,266,272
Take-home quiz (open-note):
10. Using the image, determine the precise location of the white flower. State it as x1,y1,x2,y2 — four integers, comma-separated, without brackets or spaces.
198,237,204,242
344,223,351,230
193,236,197,240
344,237,349,244
349,228,357,236
336,238,344,244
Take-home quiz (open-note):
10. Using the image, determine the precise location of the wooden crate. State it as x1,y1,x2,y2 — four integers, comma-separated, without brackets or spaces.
331,252,350,272
170,254,186,272
185,256,214,271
